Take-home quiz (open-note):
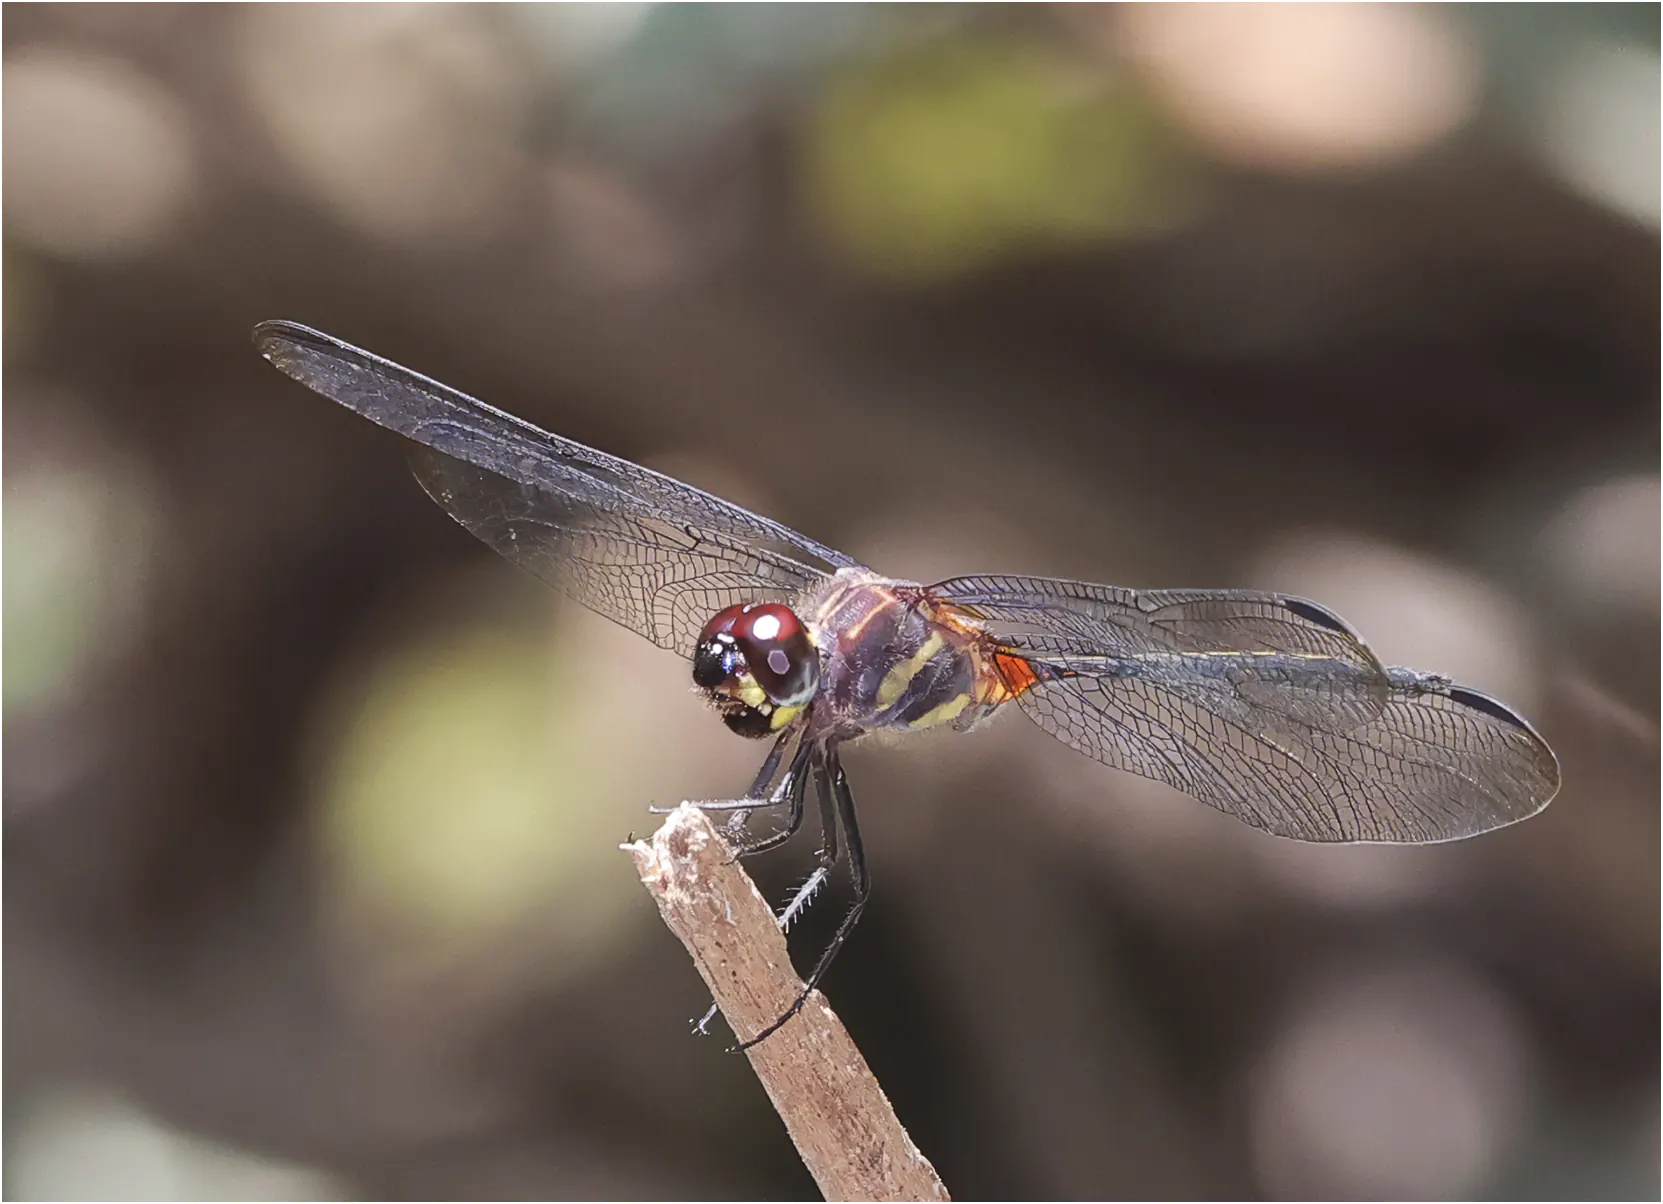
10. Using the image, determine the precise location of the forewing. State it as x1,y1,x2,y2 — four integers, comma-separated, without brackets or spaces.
934,574,1559,842
409,446,830,655
257,321,856,654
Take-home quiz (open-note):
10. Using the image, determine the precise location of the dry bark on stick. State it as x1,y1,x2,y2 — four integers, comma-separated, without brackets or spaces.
626,803,949,1203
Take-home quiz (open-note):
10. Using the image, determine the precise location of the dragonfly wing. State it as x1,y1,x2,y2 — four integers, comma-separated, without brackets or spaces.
1012,660,1558,843
257,321,857,655
934,574,1559,842
409,445,833,655
937,574,1386,669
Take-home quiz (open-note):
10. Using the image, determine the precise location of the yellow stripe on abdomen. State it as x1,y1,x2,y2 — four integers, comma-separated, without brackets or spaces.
876,632,946,708
906,692,972,729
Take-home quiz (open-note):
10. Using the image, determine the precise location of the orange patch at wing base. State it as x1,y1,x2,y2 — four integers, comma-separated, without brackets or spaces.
927,597,1049,705
992,649,1043,700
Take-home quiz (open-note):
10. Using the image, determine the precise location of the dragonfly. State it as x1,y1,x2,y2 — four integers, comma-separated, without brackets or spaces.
255,320,1561,1050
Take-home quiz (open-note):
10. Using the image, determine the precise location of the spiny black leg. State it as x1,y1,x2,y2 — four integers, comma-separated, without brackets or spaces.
649,728,801,816
721,726,807,836
744,726,798,800
727,738,816,859
694,741,837,1038
758,746,839,926
828,748,868,904
657,797,787,814
731,746,869,1052
811,745,840,870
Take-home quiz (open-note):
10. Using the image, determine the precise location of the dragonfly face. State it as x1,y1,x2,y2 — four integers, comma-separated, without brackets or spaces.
692,601,820,737
254,319,1561,1048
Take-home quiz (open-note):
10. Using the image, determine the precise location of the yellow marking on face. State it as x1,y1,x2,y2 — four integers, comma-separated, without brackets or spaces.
735,679,767,708
876,631,946,708
909,692,972,729
769,704,804,731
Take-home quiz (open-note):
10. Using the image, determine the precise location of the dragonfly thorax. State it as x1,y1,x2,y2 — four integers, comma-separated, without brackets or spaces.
692,602,820,739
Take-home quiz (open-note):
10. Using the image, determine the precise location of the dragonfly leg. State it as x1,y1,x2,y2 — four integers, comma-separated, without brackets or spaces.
648,727,801,816
733,739,838,887
693,744,843,1038
729,745,869,1052
743,726,798,801
727,739,817,858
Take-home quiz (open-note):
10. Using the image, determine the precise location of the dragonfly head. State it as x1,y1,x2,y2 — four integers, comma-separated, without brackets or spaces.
692,602,820,738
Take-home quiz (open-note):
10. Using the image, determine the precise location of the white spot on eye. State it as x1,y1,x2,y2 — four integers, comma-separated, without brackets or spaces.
767,649,791,675
749,612,782,642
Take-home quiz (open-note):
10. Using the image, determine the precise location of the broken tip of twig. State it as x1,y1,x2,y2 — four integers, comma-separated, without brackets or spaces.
628,803,949,1202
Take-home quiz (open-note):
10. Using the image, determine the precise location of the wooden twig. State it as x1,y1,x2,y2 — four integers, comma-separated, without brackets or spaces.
625,803,950,1203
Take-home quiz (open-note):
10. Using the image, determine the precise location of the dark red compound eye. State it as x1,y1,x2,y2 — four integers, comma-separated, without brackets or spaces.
697,603,750,646
691,604,748,690
692,602,819,706
731,603,819,706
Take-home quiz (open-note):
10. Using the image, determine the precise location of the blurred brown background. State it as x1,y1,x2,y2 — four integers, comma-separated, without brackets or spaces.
4,4,1658,1200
